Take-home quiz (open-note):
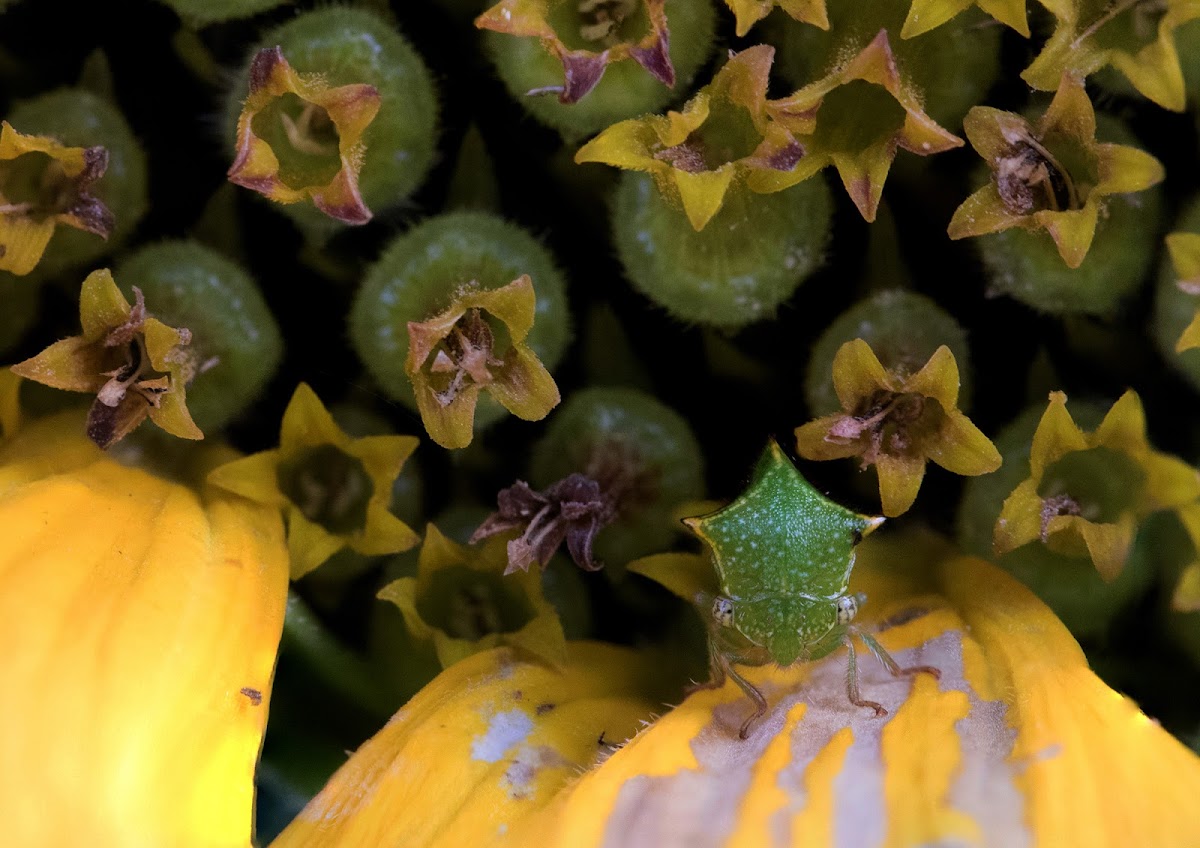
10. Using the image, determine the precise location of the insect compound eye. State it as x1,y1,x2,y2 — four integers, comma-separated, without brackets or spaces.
836,595,858,625
712,596,735,628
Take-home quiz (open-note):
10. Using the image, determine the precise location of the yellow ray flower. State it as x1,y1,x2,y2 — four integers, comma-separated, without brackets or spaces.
378,523,568,669
268,533,1200,847
795,340,1001,517
0,120,114,276
208,382,419,579
901,0,1029,37
575,46,807,231
406,274,560,449
948,74,1164,269
476,0,676,103
765,30,964,222
228,46,381,224
723,0,829,37
1167,231,1200,352
0,411,288,847
1024,0,1200,111
10,268,203,449
994,390,1200,581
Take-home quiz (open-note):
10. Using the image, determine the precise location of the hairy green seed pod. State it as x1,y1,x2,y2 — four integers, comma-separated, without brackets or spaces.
530,386,705,567
226,6,438,235
482,0,716,140
114,240,282,433
957,404,1154,640
5,88,148,275
613,173,832,329
349,211,571,431
805,289,972,415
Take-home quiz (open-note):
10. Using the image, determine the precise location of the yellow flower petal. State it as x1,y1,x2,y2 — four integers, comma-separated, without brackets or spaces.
875,451,927,516
993,478,1045,555
0,412,287,847
271,643,660,848
925,409,1002,476
672,166,738,232
830,338,890,410
1028,391,1087,479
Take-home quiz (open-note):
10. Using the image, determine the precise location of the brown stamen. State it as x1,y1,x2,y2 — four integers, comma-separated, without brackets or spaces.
1040,493,1082,542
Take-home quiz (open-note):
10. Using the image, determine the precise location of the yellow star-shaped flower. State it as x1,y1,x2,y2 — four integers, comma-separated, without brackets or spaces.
10,269,202,449
228,46,381,224
994,390,1200,581
948,74,1164,268
766,31,963,222
576,45,807,231
0,121,114,276
1023,0,1200,111
901,0,1029,38
208,383,420,578
795,339,1000,516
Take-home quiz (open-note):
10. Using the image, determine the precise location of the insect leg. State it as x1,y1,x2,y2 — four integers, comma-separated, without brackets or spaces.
855,628,941,682
843,635,887,717
722,653,770,740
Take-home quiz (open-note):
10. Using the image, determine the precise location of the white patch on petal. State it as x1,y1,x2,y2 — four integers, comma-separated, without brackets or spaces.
471,709,533,763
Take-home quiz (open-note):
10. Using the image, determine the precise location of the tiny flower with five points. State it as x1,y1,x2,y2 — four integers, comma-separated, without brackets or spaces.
406,274,560,450
795,339,1001,517
228,46,381,225
378,523,567,669
993,390,1200,581
948,74,1164,268
207,382,419,579
10,268,202,450
0,120,114,276
575,45,806,231
722,0,828,37
1023,0,1200,112
476,0,675,104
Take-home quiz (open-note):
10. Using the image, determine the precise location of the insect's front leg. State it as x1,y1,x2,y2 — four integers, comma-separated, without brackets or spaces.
843,635,886,717
842,626,941,717
855,628,941,683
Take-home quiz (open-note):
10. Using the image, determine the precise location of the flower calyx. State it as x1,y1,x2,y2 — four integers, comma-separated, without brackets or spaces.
1167,231,1200,353
1023,0,1200,112
406,274,560,450
378,524,567,668
476,0,674,104
11,269,202,449
207,383,419,579
228,46,381,225
575,45,807,231
948,74,1163,269
765,30,963,222
0,121,114,276
993,390,1200,581
795,340,1000,517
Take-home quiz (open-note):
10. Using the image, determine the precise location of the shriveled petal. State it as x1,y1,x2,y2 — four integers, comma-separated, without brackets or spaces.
0,418,287,847
287,508,348,579
831,338,890,409
270,643,659,848
1029,392,1087,479
0,214,56,276
627,551,720,604
993,479,1045,555
875,452,927,517
1077,515,1137,582
926,410,1001,476
311,163,372,225
488,346,561,422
